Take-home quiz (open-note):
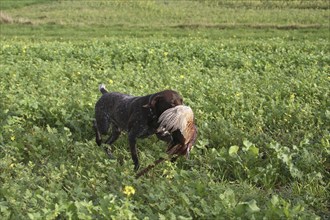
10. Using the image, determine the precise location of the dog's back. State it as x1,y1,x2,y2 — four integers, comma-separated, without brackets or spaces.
95,84,137,134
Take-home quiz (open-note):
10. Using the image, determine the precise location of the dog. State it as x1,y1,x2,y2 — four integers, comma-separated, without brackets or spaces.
94,84,183,171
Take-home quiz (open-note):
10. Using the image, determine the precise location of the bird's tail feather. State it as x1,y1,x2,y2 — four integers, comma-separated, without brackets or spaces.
166,143,188,156
136,157,166,179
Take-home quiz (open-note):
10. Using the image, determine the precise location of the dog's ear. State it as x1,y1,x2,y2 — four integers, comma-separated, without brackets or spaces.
143,94,161,108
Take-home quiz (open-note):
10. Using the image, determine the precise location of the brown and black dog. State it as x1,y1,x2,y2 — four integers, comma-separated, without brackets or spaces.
94,84,183,171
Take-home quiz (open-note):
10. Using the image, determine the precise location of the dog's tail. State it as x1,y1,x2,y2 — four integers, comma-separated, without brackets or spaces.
99,84,108,94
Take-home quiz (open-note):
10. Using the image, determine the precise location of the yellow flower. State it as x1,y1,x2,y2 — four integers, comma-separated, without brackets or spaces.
180,75,185,79
10,136,15,141
109,79,114,84
123,186,135,196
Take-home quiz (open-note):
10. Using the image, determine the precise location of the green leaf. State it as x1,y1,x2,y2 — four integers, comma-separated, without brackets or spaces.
325,110,330,119
243,139,253,148
229,145,239,157
158,213,166,220
271,195,279,206
248,145,259,157
179,192,191,206
247,200,260,212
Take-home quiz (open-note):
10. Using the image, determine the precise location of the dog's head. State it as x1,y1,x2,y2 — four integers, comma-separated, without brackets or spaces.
144,90,183,116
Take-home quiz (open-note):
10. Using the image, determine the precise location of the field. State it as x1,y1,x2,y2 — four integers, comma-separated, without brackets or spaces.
0,1,329,219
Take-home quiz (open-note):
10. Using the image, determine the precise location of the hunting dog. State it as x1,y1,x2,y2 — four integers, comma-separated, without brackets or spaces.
94,84,183,171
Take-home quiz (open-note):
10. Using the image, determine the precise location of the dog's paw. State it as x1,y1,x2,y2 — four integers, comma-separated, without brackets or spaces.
157,129,170,137
105,148,116,160
134,163,140,172
161,131,170,136
156,127,170,136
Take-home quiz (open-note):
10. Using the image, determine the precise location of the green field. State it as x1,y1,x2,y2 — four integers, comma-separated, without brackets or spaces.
1,1,329,219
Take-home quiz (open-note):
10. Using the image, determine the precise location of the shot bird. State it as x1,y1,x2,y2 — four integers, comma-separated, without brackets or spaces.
157,105,197,159
136,105,197,178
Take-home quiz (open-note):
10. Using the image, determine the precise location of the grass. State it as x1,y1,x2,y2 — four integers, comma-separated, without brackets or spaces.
0,0,329,40
0,0,329,219
1,0,329,35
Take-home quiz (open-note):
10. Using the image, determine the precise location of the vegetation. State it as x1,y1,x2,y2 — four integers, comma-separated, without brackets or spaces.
1,0,329,219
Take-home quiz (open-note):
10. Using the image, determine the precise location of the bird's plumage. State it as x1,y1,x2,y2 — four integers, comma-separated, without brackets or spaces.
136,104,197,178
157,105,193,136
157,105,197,157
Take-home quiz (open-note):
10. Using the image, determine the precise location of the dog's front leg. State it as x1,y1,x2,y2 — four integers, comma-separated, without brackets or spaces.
128,133,140,171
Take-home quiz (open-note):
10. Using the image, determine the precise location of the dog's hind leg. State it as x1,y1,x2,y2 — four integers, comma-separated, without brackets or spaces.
93,120,102,146
105,125,121,145
103,125,121,159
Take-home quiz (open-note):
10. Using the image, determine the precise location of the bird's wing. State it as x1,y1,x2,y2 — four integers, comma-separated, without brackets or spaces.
157,105,193,134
